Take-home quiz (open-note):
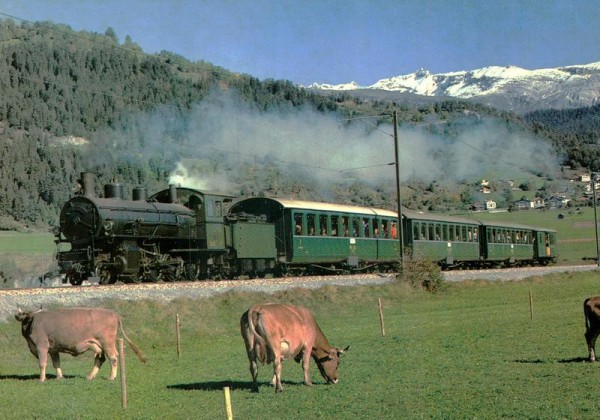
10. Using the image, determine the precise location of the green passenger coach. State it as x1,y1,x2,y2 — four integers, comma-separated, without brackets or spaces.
403,209,482,267
228,197,401,275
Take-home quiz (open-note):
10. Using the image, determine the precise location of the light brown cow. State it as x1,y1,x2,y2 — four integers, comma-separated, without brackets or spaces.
584,296,600,362
15,307,146,381
240,303,348,392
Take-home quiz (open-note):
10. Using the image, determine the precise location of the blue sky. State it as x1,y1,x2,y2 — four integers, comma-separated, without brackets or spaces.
2,0,599,86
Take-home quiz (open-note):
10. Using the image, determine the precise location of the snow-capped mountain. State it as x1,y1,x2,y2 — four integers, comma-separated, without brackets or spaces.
307,62,600,113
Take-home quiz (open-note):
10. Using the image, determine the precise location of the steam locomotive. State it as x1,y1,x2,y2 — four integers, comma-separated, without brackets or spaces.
55,172,557,285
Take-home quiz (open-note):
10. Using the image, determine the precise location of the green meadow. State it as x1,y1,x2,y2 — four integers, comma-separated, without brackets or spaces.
1,271,600,418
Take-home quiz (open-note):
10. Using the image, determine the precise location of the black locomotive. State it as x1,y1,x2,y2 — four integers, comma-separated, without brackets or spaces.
56,172,276,285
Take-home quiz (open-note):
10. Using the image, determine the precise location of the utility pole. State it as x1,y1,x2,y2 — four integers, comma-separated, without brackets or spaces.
393,110,404,271
593,173,600,267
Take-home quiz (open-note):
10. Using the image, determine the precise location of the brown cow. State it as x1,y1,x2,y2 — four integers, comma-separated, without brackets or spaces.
15,307,146,381
584,296,600,362
240,303,348,392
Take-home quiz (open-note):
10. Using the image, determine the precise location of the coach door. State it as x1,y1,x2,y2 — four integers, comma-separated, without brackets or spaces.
535,231,547,258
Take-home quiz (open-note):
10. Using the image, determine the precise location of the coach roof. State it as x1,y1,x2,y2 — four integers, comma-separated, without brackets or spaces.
232,197,398,218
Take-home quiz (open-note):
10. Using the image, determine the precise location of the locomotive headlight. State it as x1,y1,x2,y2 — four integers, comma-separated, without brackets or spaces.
104,220,114,233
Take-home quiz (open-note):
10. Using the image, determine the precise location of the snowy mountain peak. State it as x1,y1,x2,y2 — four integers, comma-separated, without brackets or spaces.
306,61,600,112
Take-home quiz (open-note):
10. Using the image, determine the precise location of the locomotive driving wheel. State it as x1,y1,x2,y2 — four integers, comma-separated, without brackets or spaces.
97,266,117,285
139,267,160,283
183,263,200,281
66,272,84,286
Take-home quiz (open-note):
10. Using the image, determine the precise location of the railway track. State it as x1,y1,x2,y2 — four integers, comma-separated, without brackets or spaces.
1,265,597,323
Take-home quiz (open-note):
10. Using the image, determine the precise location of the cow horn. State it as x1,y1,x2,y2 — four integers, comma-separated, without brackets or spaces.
338,346,350,355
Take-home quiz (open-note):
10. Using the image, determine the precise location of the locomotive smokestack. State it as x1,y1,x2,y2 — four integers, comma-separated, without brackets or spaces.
169,185,178,203
80,172,96,197
132,187,147,201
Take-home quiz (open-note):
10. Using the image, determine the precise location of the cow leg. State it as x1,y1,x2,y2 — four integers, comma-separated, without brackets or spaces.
49,351,64,379
585,328,599,362
37,348,49,382
301,349,313,386
273,355,284,392
87,343,105,380
105,345,119,380
249,356,259,392
87,351,105,380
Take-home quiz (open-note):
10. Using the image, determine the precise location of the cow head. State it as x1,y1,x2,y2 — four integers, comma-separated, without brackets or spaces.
14,306,42,322
316,346,349,384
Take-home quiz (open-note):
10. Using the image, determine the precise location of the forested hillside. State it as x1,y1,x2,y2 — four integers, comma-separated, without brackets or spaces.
0,19,596,231
524,104,600,171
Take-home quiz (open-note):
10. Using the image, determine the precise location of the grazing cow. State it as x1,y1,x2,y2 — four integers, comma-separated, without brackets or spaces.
15,307,146,381
584,296,600,362
240,303,348,392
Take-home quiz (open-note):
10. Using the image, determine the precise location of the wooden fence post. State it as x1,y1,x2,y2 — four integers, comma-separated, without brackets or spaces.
529,289,534,320
378,298,386,337
119,338,127,409
223,386,233,420
176,314,181,358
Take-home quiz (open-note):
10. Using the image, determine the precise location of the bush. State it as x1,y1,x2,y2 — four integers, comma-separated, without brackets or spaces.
398,255,445,293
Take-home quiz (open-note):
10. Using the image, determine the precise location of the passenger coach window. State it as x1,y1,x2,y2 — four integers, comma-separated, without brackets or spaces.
307,214,316,235
362,218,371,237
352,218,361,237
294,213,303,235
381,220,389,238
342,216,349,236
331,215,339,236
319,215,328,235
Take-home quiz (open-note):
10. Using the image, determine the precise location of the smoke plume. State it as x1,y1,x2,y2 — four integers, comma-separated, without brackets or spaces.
84,89,560,194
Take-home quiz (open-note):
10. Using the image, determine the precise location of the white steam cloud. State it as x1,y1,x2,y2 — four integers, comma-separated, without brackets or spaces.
87,89,560,193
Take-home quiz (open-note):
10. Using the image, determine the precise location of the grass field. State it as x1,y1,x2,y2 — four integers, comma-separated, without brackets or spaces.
1,272,600,418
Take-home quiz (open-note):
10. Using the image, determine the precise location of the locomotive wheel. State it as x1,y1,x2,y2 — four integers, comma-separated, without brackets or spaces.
140,269,160,283
162,267,177,282
183,264,200,281
67,272,84,286
97,268,116,285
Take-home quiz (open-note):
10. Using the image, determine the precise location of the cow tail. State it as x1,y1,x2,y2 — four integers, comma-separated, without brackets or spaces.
248,307,268,364
118,316,147,363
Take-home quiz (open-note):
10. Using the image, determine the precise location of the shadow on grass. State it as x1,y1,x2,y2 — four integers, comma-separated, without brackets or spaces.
0,373,79,381
557,356,590,364
513,356,589,364
167,379,303,392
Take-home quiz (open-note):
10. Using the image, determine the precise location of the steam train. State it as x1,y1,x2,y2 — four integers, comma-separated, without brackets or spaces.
55,172,557,285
